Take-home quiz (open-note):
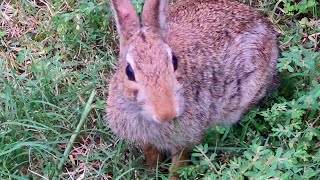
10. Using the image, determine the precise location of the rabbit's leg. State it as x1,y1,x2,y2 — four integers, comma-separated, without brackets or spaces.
169,148,190,179
142,144,164,168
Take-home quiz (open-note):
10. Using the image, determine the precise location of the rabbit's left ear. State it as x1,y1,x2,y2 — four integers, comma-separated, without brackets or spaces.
141,0,169,38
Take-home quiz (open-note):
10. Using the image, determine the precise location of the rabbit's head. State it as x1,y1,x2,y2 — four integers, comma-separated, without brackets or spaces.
111,0,184,123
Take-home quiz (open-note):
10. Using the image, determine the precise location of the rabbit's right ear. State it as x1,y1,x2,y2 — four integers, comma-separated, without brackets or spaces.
111,0,140,49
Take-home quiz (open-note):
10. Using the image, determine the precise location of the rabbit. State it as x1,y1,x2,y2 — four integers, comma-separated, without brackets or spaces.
107,0,279,175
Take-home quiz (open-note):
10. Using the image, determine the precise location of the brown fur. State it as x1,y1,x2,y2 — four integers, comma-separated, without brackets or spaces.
143,144,165,167
107,0,279,175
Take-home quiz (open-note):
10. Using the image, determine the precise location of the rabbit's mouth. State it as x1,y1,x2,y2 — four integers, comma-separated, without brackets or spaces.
152,115,175,124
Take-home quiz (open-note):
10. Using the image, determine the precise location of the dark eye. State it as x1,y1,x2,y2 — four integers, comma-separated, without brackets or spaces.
172,54,178,71
126,64,135,81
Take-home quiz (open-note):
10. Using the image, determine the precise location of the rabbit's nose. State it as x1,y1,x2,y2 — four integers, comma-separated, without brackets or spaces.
154,107,176,123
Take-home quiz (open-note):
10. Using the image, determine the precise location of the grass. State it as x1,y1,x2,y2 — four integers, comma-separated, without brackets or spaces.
0,0,319,179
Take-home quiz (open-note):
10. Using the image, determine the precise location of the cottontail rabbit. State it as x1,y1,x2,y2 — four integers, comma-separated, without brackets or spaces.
107,0,279,175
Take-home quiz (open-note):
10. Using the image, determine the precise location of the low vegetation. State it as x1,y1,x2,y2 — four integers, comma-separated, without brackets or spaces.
0,0,319,179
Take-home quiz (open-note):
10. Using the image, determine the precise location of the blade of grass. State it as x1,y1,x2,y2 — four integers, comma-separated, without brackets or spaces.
115,168,135,180
57,90,96,171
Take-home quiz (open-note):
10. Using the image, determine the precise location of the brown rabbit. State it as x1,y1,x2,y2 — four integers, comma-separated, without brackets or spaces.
107,0,279,176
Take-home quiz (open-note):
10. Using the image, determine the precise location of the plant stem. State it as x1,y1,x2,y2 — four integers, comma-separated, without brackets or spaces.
57,90,96,172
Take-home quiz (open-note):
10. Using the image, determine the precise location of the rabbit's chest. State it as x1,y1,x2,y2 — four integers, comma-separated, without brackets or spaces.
115,115,205,150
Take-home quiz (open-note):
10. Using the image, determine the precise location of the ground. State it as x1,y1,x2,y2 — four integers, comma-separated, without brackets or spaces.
0,0,319,179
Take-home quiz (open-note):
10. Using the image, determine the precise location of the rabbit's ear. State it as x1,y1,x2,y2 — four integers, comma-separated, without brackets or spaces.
111,0,140,48
141,0,168,38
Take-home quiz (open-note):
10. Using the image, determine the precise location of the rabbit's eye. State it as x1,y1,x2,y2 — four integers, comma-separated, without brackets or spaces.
126,64,135,81
172,54,178,71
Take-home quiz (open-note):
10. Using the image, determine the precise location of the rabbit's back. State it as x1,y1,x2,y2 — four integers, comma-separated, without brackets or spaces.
165,0,278,125
168,0,266,33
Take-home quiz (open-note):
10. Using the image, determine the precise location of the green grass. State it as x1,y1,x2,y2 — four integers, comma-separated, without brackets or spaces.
0,0,319,179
